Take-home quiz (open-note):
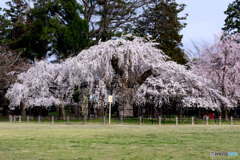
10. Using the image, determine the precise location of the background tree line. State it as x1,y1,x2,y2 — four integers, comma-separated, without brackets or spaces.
0,0,188,62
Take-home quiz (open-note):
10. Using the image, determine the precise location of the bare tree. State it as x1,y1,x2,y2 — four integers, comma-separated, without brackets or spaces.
79,0,152,45
0,46,31,116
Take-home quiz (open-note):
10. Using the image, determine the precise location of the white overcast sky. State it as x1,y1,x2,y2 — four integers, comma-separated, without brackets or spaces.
0,0,235,51
177,0,234,50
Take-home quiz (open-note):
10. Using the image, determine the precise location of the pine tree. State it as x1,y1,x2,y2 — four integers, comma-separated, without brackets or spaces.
0,8,11,47
223,0,240,34
49,0,89,58
4,0,28,23
2,0,89,61
2,0,28,51
134,0,188,64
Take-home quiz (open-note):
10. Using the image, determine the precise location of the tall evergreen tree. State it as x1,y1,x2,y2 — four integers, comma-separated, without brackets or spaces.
49,0,89,58
1,0,28,51
2,0,55,60
134,0,188,64
0,8,10,47
223,0,240,34
2,0,89,61
4,0,28,23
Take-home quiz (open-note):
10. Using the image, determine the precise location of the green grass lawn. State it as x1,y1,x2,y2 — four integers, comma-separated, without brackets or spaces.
0,123,239,160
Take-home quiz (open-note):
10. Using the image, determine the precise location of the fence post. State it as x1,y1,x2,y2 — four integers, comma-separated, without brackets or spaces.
66,116,70,125
14,115,16,123
103,116,106,125
83,114,87,125
176,116,178,126
120,115,123,125
9,115,12,123
158,116,161,126
19,115,21,123
139,116,142,125
219,116,221,125
231,116,233,125
52,116,54,124
27,116,29,123
206,116,209,126
38,115,41,124
192,116,194,126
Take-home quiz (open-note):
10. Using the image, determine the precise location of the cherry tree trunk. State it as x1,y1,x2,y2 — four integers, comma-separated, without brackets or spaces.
224,107,228,121
119,81,133,117
82,95,89,119
20,103,26,117
75,105,80,120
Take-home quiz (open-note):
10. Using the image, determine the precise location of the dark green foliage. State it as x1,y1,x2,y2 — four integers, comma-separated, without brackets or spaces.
1,0,89,61
9,7,51,60
1,0,28,49
4,0,28,24
223,0,240,34
48,0,89,58
0,8,11,47
134,0,188,65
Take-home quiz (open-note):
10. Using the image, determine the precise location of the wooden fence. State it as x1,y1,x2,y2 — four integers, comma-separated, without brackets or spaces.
3,115,240,126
